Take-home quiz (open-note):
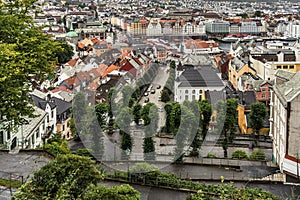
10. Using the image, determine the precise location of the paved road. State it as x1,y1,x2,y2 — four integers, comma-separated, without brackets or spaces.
131,64,170,160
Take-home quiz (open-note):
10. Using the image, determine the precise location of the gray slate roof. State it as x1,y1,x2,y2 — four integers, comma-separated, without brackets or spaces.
177,65,224,88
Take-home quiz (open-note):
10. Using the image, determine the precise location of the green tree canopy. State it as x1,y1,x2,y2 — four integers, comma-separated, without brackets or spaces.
0,0,62,129
13,154,104,199
54,41,74,64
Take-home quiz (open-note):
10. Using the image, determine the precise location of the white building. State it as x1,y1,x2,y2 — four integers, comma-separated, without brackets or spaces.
270,70,300,178
146,19,162,36
174,59,224,103
0,106,48,150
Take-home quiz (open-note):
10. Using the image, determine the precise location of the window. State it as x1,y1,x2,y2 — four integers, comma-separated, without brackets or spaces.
261,88,266,92
185,95,188,100
283,65,288,69
63,125,65,131
192,95,195,100
7,130,10,140
290,65,294,69
31,134,35,145
36,129,40,139
192,90,195,94
51,111,54,118
262,94,266,99
199,89,202,94
277,66,281,69
185,90,188,94
0,131,3,144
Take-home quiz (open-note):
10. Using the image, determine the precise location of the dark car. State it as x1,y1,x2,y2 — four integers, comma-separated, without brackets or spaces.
156,84,161,89
144,97,149,103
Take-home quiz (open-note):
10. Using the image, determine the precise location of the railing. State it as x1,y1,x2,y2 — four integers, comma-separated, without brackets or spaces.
0,170,24,198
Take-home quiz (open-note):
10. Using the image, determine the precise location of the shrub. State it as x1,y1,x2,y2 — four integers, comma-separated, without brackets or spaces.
129,162,159,174
249,150,266,160
231,150,248,159
207,153,217,158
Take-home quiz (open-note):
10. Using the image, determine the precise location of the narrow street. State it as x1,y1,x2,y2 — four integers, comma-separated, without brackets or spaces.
130,64,170,160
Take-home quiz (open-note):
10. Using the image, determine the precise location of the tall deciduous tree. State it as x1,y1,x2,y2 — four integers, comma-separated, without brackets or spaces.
116,107,133,159
54,41,74,64
174,105,195,162
249,102,267,145
95,102,108,128
0,0,62,129
133,103,142,125
215,98,238,158
142,103,158,160
199,100,212,141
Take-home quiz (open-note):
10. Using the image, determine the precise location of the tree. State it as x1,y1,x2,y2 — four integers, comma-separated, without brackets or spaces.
198,100,212,141
0,0,62,129
174,105,195,162
107,87,115,134
82,107,104,160
116,107,133,159
254,10,262,17
133,103,142,125
43,132,71,155
215,98,238,158
72,92,88,138
12,154,104,199
249,102,267,145
161,88,170,102
164,103,173,133
142,104,158,160
121,85,134,106
54,41,74,64
95,102,108,128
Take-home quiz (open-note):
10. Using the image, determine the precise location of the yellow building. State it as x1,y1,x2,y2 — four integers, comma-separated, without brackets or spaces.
228,57,256,90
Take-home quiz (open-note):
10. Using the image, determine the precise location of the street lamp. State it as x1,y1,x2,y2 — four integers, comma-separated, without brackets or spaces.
126,148,131,180
295,152,299,181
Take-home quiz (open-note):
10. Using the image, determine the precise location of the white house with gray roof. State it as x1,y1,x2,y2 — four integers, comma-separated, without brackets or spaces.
270,69,300,179
174,64,225,103
0,106,47,150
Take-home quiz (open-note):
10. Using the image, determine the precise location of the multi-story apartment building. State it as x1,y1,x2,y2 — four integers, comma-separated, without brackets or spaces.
240,22,258,35
250,46,300,81
205,21,230,35
270,70,300,178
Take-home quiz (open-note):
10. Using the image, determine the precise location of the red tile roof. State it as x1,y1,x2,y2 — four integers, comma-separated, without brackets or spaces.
102,65,118,78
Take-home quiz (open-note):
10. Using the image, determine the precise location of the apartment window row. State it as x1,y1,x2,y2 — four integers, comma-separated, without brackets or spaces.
276,65,295,69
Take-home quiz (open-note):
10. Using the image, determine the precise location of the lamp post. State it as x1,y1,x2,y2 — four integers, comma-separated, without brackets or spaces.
126,148,131,181
296,152,299,181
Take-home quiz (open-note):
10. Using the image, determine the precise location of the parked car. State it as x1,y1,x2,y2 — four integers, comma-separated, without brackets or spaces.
151,89,155,94
156,84,161,89
144,92,149,96
158,95,161,101
144,97,149,103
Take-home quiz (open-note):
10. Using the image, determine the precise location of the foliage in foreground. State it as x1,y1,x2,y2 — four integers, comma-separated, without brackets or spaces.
12,154,103,199
186,184,279,200
109,163,278,200
12,154,140,200
81,184,140,200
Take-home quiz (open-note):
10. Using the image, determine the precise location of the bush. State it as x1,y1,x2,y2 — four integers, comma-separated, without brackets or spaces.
231,150,248,160
207,153,217,158
129,162,159,174
249,150,265,160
